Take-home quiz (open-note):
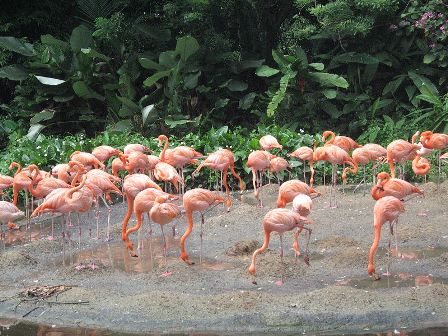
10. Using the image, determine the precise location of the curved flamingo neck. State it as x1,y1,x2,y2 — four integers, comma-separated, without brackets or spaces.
370,186,381,200
69,162,85,187
10,162,22,176
323,131,335,145
159,135,169,161
66,176,87,201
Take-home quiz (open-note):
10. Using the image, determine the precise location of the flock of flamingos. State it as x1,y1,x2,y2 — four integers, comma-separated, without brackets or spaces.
0,130,448,282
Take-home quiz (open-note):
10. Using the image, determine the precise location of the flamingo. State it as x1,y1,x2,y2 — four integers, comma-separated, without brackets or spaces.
52,163,74,183
157,134,202,193
276,179,320,208
70,151,105,171
124,143,150,154
269,157,291,184
0,174,14,200
119,152,151,175
248,208,312,284
419,131,448,183
91,145,121,163
386,139,420,179
149,195,181,274
180,188,225,265
111,157,126,177
371,172,423,201
313,144,358,207
368,196,405,280
322,130,361,152
412,154,430,177
291,194,313,259
0,201,24,249
124,188,178,257
246,150,274,207
288,146,315,186
192,148,244,211
153,162,184,193
120,174,161,242
259,135,283,151
352,143,387,192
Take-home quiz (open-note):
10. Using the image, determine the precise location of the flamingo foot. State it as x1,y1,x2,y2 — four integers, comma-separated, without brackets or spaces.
251,280,258,285
160,271,173,277
104,237,112,242
275,279,284,286
7,222,19,230
371,272,381,281
181,254,195,265
130,251,138,258
47,236,55,241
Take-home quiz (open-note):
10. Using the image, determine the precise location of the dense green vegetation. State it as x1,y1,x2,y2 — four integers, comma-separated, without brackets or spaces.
0,0,447,184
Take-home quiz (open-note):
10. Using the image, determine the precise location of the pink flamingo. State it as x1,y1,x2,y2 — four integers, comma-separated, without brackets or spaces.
288,146,315,186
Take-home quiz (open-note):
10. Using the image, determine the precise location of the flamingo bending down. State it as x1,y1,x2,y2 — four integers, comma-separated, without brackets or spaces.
124,188,178,257
248,208,312,284
192,148,244,211
70,151,105,171
120,174,161,242
246,150,274,207
0,201,24,249
288,146,315,186
276,179,320,208
412,155,430,177
180,188,225,265
368,196,405,280
371,172,423,201
259,135,283,151
91,145,121,163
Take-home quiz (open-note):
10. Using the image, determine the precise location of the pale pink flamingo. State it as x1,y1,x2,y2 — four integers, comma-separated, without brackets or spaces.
0,201,24,249
276,179,320,208
259,135,283,151
288,146,315,186
246,150,274,207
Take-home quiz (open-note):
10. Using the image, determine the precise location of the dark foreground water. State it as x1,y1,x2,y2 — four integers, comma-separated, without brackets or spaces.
1,320,448,336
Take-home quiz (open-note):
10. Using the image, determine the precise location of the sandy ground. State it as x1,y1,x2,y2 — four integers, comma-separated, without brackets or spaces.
1,181,448,335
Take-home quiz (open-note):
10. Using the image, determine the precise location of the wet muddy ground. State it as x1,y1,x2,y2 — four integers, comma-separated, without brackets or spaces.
1,181,448,335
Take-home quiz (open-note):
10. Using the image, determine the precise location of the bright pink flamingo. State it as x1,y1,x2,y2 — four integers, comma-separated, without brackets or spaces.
192,148,245,211
371,172,423,201
180,188,225,265
352,143,387,191
368,196,405,280
91,145,121,163
248,208,312,284
322,131,361,152
288,146,315,186
157,134,202,193
124,188,178,256
124,143,150,154
276,179,320,208
246,150,274,207
386,139,420,179
259,135,283,151
0,201,24,249
70,151,105,171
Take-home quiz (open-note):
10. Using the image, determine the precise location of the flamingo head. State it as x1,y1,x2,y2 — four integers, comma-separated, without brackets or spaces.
376,172,390,184
157,135,167,147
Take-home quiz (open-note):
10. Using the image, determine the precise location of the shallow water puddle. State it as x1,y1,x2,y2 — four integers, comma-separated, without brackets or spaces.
379,246,448,260
58,236,233,273
336,274,448,289
2,217,61,247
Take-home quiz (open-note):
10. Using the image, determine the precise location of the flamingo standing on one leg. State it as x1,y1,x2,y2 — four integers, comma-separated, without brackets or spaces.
192,148,244,212
246,150,273,207
276,179,320,208
180,188,225,265
0,201,24,249
368,196,405,280
248,208,312,284
149,195,181,274
288,146,315,186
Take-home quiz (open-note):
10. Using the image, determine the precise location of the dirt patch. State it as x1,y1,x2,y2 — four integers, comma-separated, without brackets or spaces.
225,240,260,256
1,182,448,334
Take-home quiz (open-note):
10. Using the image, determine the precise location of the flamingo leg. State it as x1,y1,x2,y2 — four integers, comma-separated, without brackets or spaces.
160,224,168,273
222,169,231,212
303,160,307,183
124,211,144,257
368,223,382,280
353,165,366,194
180,210,194,265
279,233,285,284
93,197,100,240
248,229,271,284
1,223,4,250
99,194,112,242
200,213,204,265
77,213,81,248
